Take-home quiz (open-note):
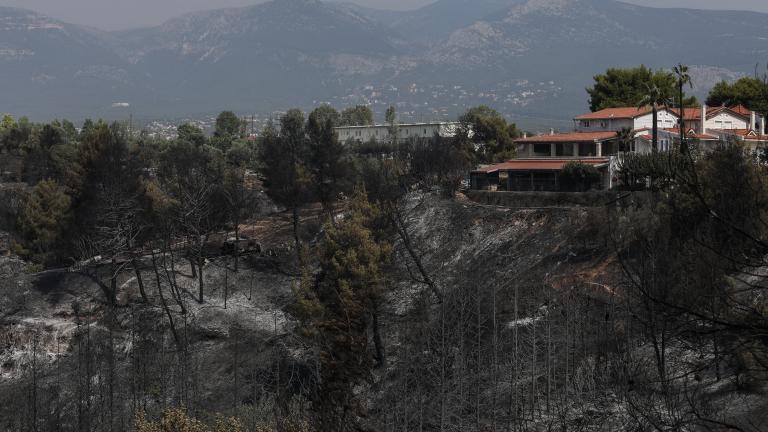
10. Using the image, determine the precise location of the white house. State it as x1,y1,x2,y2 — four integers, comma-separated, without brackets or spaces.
574,106,679,132
473,104,768,192
574,104,765,136
334,122,463,144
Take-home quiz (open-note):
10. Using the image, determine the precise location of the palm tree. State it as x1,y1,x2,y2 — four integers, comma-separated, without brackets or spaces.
616,127,635,153
673,64,693,153
639,81,673,153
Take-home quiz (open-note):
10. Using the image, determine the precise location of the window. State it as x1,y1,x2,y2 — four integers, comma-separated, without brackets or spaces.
579,142,596,156
533,144,551,155
556,143,574,156
600,121,607,128
582,121,591,127
602,141,618,156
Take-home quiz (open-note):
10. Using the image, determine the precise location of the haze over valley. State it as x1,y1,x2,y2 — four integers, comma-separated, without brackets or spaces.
1,0,767,130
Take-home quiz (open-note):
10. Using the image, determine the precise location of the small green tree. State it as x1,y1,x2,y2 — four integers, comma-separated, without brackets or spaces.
259,111,312,262
559,162,601,192
17,179,72,265
458,105,519,163
340,105,374,126
306,106,350,216
295,190,391,431
1,116,32,154
215,111,242,138
177,123,207,147
385,105,396,125
1,114,15,131
212,111,244,153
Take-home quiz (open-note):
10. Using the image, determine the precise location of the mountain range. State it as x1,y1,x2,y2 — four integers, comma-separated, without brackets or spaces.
2,0,768,128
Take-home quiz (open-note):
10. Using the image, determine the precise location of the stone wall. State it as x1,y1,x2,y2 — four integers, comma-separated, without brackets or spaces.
466,190,631,208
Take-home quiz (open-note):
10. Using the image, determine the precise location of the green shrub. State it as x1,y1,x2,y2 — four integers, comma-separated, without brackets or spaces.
559,162,601,191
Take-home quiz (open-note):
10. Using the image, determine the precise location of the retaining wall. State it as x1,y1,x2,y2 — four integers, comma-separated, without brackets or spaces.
465,190,646,208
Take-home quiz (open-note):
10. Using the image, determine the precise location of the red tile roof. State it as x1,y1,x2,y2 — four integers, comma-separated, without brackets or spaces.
515,131,617,143
473,158,610,173
671,106,751,120
577,105,753,122
672,107,704,120
730,105,752,116
574,107,652,120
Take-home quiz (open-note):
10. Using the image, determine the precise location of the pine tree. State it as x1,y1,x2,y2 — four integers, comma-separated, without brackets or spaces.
295,190,392,431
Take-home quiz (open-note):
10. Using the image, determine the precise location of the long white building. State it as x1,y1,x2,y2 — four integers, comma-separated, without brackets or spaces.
334,122,463,144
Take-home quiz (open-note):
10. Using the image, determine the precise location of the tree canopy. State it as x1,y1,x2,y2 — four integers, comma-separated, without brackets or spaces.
340,105,374,126
458,105,519,163
177,123,207,147
214,111,242,138
587,65,698,112
706,77,768,117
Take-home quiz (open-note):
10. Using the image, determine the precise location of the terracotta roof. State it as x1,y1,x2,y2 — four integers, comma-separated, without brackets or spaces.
672,106,752,120
730,105,752,116
577,105,752,122
672,107,703,120
473,158,610,173
574,107,652,120
515,131,617,143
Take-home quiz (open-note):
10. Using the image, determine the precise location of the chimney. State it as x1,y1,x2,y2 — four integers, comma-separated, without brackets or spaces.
549,128,555,136
751,110,757,132
700,104,706,135
523,132,528,139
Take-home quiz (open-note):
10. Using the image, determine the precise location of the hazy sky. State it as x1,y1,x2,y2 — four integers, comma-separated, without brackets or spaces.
1,0,767,31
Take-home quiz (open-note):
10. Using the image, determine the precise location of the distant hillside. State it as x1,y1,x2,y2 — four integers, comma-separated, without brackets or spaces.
107,0,404,115
1,0,767,124
344,0,519,42
412,0,768,114
0,7,135,118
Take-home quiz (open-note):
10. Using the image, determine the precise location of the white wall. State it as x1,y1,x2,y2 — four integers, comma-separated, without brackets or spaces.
335,122,461,143
705,112,749,130
576,118,634,132
575,109,678,132
633,110,677,130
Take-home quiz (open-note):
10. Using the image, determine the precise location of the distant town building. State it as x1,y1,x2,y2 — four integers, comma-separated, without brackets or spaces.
334,122,463,144
471,104,768,192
